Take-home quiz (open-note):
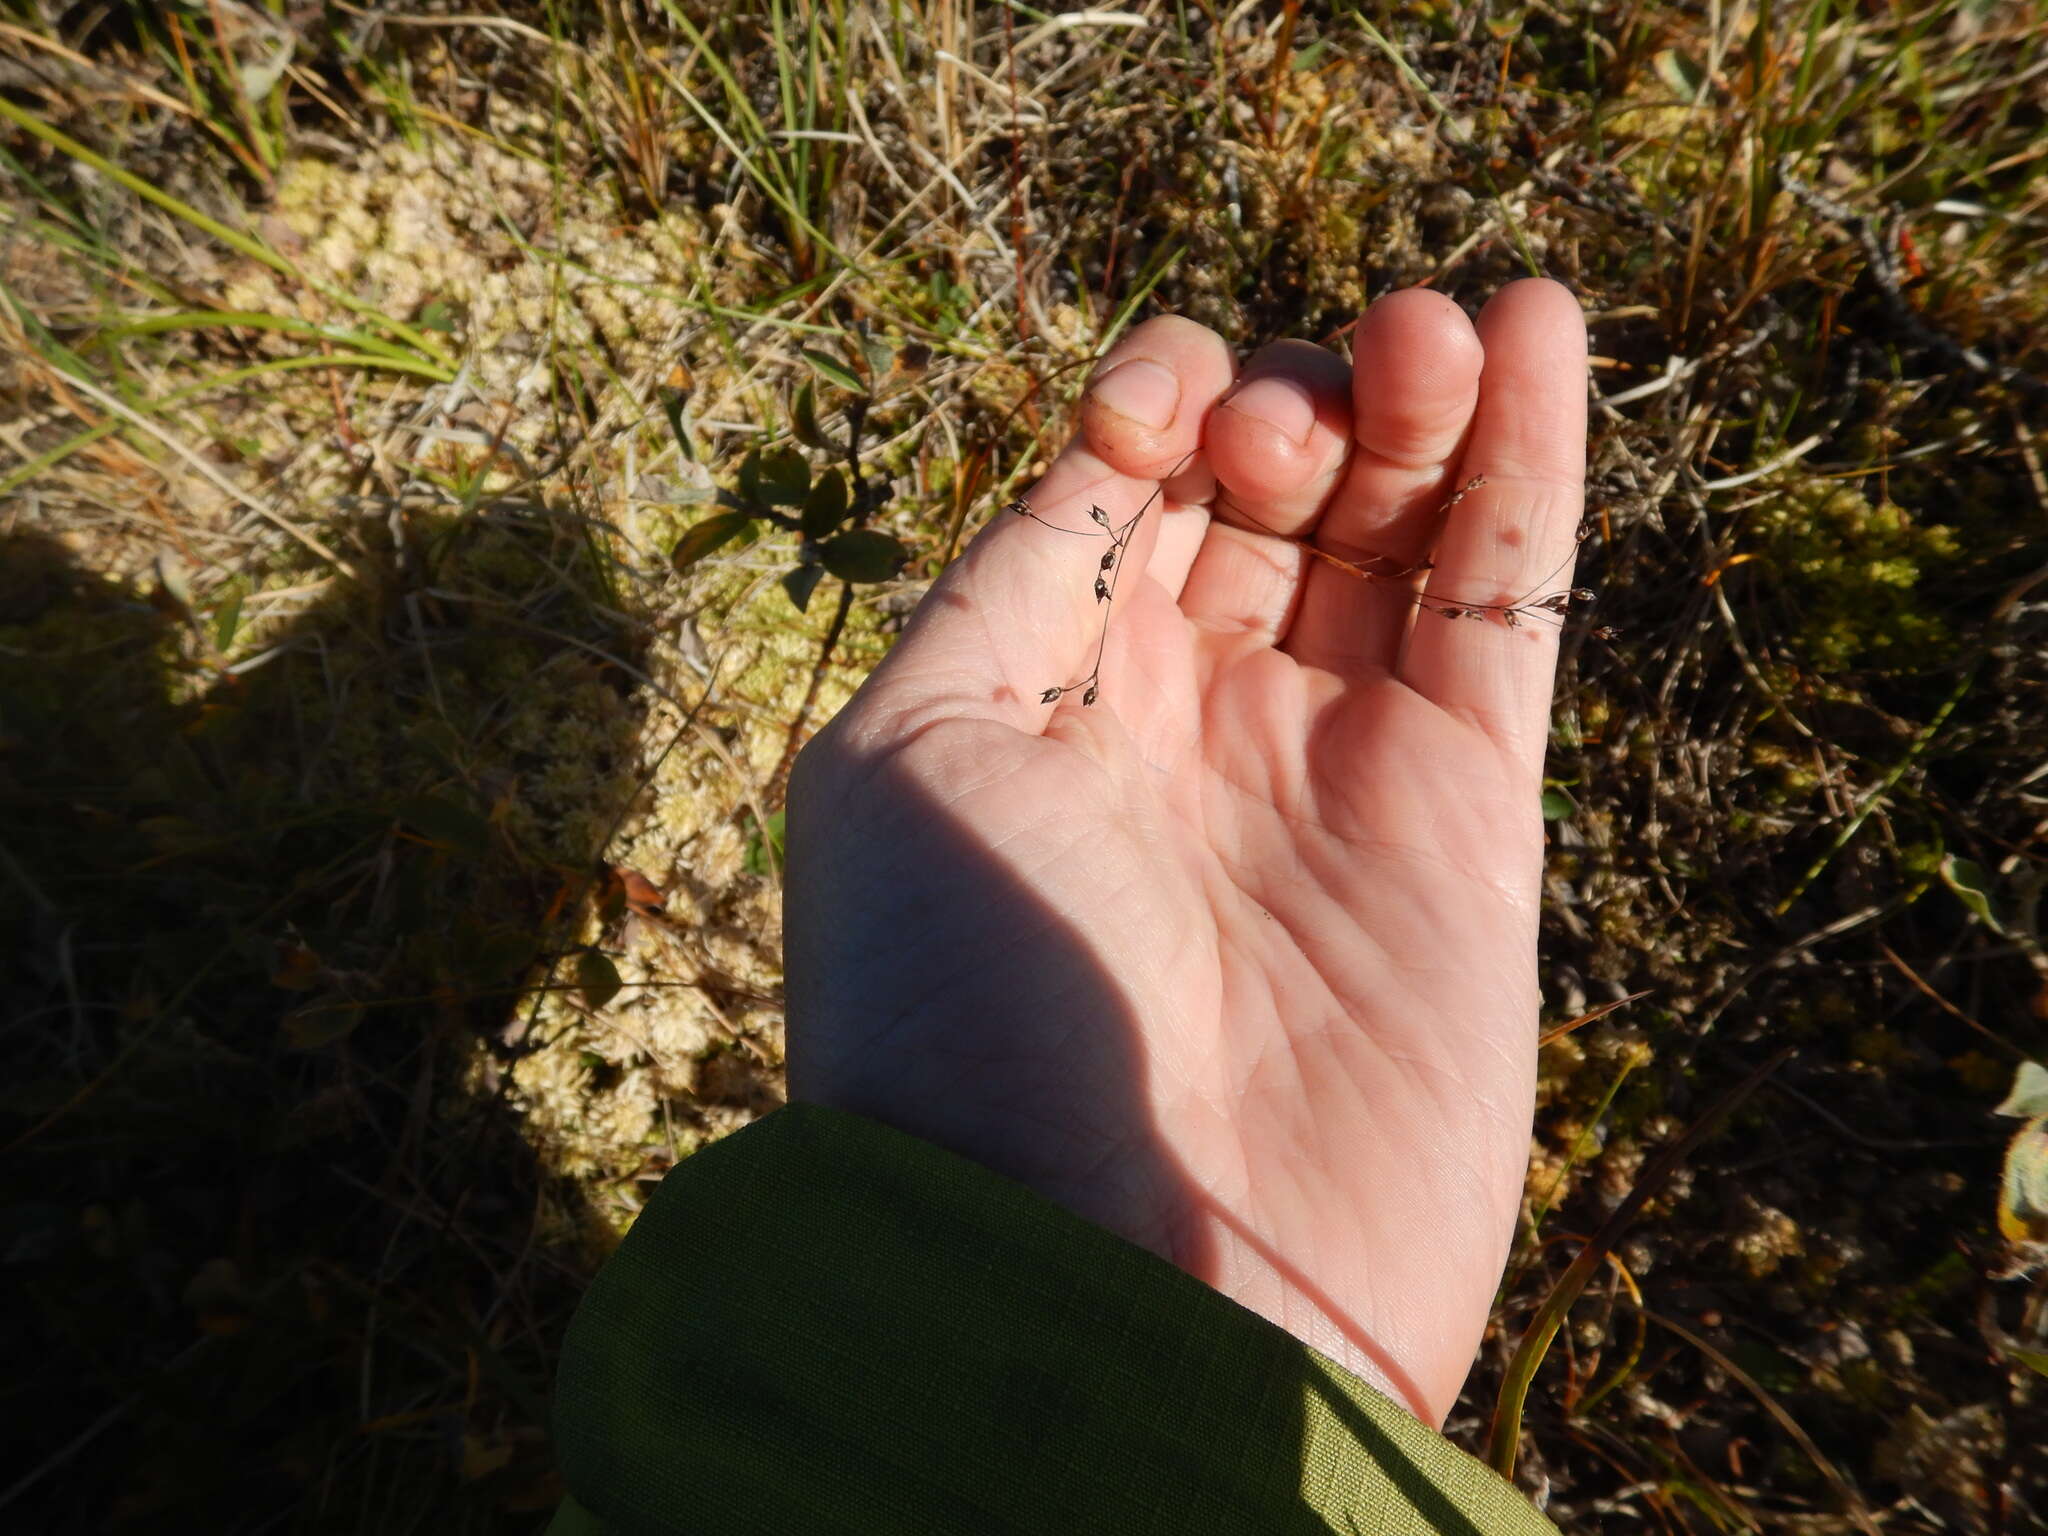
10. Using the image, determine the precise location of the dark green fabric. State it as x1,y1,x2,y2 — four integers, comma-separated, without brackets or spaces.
550,1103,1554,1535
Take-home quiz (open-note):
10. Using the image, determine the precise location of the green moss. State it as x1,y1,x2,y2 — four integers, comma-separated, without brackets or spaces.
1750,479,1963,673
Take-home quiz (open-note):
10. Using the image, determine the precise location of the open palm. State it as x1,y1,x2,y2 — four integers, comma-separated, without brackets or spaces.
786,281,1587,1425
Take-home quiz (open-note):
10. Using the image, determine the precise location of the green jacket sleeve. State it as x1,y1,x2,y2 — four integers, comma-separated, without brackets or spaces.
548,1102,1554,1535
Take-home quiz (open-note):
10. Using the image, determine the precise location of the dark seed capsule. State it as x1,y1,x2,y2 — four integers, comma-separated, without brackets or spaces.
1434,606,1463,620
1100,551,1116,570
1082,686,1098,706
1007,499,1032,517
1571,587,1595,602
1088,505,1109,526
1039,686,1062,704
1094,577,1110,602
1503,609,1522,628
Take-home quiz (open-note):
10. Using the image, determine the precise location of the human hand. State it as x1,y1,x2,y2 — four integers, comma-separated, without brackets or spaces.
785,281,1588,1425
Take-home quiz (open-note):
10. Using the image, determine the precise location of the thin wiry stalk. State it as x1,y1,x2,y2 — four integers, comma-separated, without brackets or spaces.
1009,470,1612,707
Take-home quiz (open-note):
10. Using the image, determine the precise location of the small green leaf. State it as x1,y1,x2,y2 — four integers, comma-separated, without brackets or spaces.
820,529,908,583
417,299,458,333
660,387,696,462
755,447,810,506
744,809,787,876
782,563,825,613
801,469,850,540
671,511,754,572
1940,854,2003,931
576,950,623,1011
860,333,895,380
802,347,865,394
1996,1061,2048,1120
2003,1341,2048,1380
1541,788,1577,821
396,793,491,858
212,580,245,650
791,381,829,448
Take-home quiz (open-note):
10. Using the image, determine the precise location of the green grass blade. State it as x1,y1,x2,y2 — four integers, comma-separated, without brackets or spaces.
95,311,442,370
0,94,456,369
0,352,456,498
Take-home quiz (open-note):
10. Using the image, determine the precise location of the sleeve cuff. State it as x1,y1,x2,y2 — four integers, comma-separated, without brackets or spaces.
551,1102,1555,1535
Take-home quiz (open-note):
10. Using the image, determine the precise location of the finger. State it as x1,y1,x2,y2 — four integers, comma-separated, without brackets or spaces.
1175,522,1310,646
1145,456,1219,598
1286,287,1484,675
1204,341,1353,538
829,441,1169,748
1145,501,1211,600
1161,455,1218,508
1080,314,1237,482
1399,279,1588,762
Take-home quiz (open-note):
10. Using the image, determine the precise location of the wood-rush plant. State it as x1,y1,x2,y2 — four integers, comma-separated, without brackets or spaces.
1010,471,1609,706
1006,481,1165,708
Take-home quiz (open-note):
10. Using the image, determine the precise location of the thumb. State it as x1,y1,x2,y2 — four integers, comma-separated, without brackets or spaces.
835,319,1233,747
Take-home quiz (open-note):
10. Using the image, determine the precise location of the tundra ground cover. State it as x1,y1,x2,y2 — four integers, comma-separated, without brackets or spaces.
3,2,2045,1529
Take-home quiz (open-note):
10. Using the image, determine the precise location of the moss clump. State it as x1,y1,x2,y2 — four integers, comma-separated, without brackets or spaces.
1750,479,1962,673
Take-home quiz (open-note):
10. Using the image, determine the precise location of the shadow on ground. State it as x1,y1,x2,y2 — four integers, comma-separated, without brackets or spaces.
0,508,655,1532
2,501,1500,1534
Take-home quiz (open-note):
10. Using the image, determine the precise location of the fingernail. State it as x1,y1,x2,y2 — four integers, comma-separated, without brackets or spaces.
1090,358,1180,430
1221,375,1317,445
